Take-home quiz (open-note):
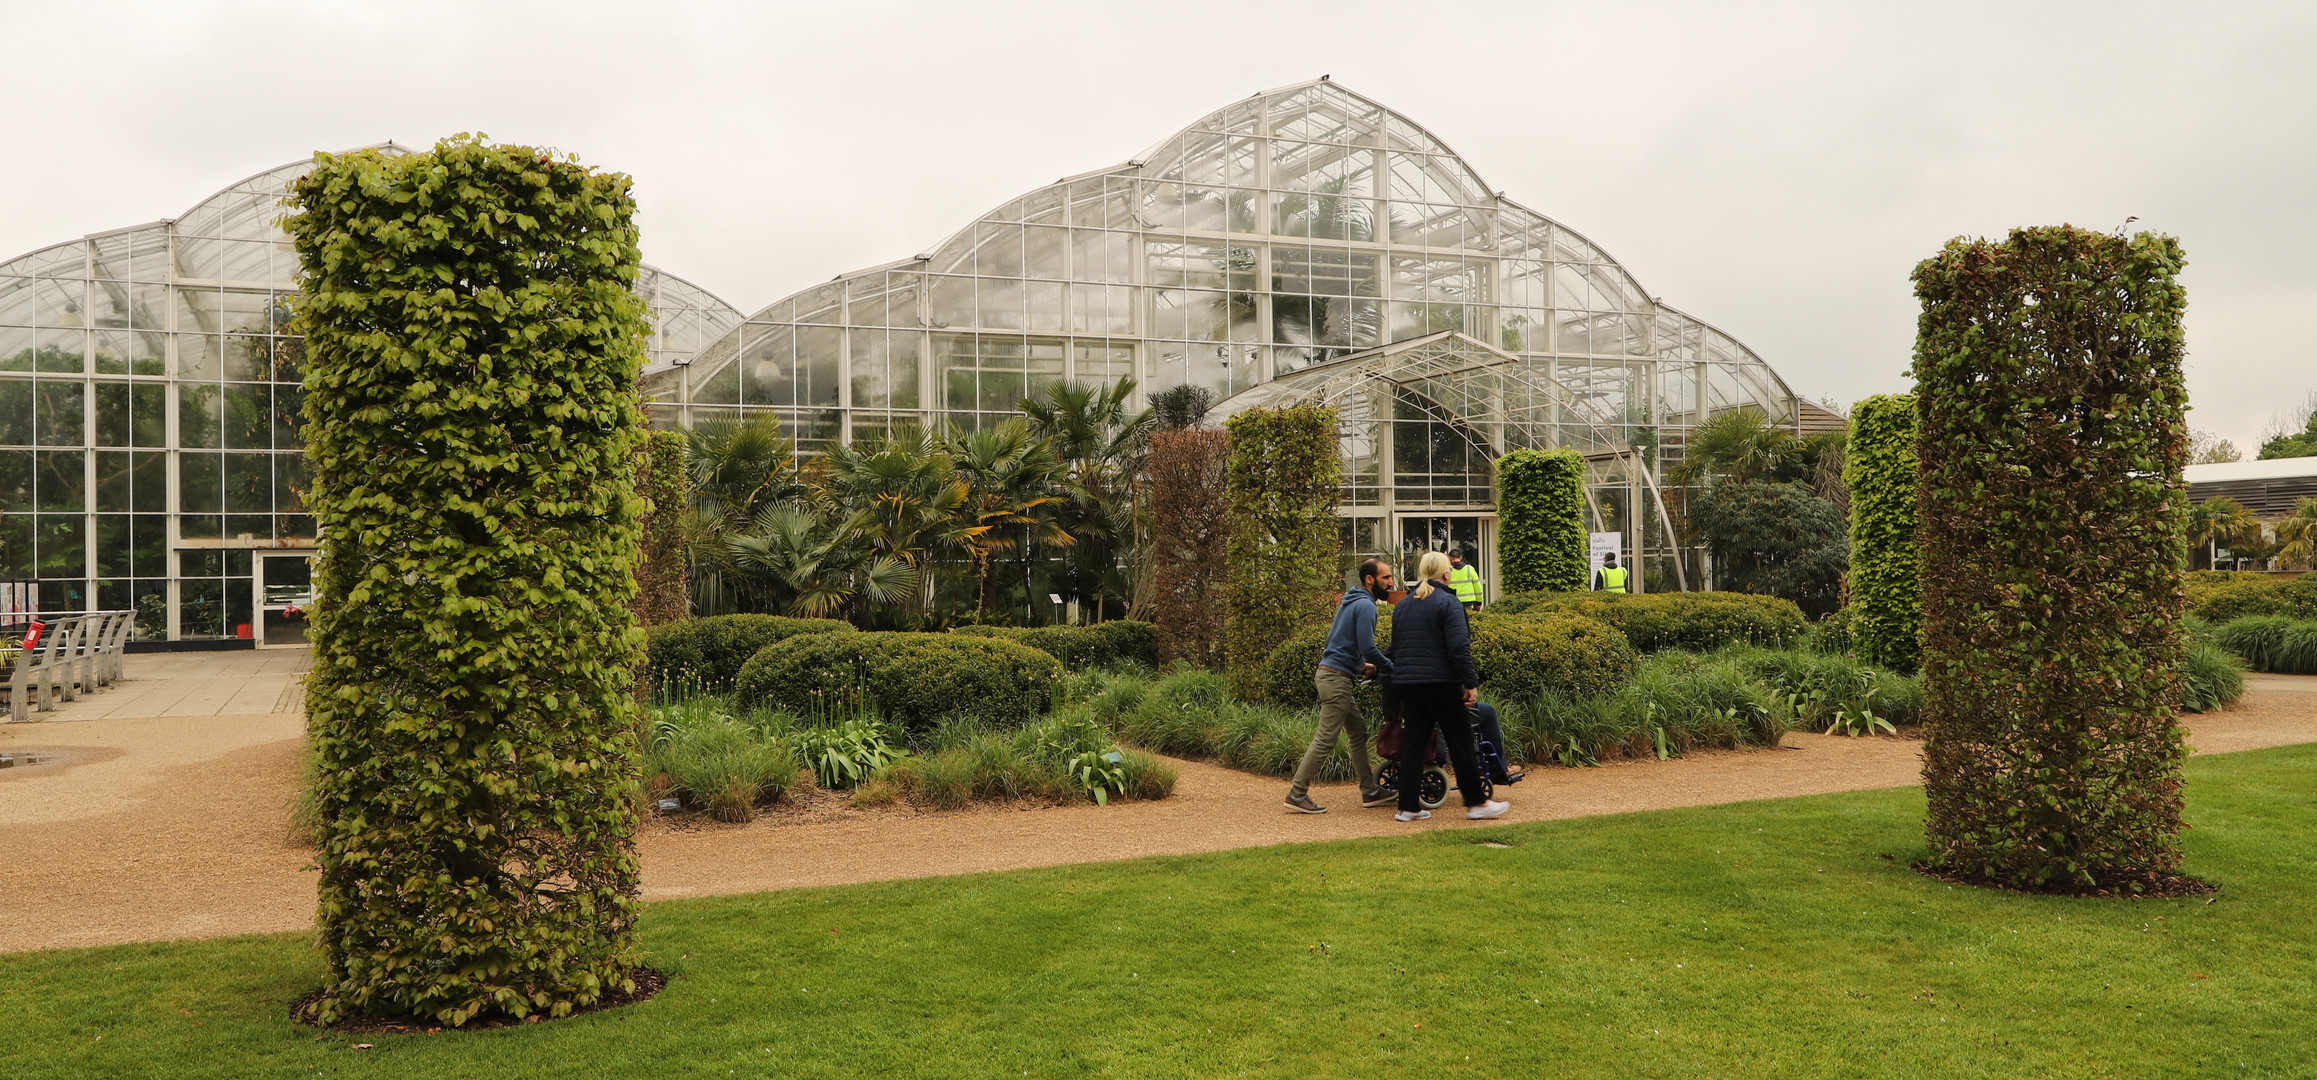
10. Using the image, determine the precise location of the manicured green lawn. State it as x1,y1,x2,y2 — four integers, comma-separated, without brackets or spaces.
7,746,2314,1079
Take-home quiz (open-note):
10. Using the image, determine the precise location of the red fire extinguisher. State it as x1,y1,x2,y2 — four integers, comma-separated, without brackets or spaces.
21,620,45,651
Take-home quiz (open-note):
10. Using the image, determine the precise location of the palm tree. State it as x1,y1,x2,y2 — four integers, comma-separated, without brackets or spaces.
948,419,1074,614
819,426,986,603
1670,408,1802,488
723,504,919,619
1022,379,1156,620
2189,495,2262,556
2273,497,2317,568
683,414,813,614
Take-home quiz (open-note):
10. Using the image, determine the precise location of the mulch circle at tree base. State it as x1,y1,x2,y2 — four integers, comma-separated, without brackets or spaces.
290,968,668,1035
1913,862,2219,900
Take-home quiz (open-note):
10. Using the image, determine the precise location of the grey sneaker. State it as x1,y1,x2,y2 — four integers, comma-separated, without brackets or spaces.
1361,787,1397,808
1284,793,1327,814
1394,809,1431,822
1465,800,1510,820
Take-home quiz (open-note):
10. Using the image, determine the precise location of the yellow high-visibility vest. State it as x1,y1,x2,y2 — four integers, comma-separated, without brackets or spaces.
1448,564,1482,603
1598,566,1629,593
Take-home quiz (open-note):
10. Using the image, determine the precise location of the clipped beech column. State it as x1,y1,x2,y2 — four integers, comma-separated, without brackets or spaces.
1495,448,1589,595
1843,394,1919,671
1223,405,1342,699
1913,226,2193,894
288,138,649,1024
1149,428,1231,669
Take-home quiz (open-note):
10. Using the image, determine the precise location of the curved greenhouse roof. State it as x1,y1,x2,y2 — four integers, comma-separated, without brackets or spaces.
646,78,1800,465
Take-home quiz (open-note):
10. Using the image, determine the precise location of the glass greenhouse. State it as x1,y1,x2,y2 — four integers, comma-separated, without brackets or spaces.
644,79,1804,596
0,147,743,642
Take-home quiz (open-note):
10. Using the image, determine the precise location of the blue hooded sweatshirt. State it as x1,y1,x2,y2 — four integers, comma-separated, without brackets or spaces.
1319,588,1390,677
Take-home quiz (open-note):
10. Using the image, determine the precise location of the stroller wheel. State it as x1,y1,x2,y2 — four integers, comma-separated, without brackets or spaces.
1417,766,1450,810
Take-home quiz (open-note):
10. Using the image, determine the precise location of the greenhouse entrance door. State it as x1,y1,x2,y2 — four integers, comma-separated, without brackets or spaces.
255,553,315,648
1394,515,1494,603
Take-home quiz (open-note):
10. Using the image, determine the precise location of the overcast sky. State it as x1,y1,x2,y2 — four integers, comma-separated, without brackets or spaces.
5,1,2311,449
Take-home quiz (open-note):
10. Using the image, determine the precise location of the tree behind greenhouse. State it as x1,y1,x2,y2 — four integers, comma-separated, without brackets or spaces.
288,138,648,1025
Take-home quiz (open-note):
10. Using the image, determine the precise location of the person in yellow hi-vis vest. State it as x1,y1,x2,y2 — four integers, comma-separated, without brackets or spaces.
1447,548,1483,611
1593,552,1630,593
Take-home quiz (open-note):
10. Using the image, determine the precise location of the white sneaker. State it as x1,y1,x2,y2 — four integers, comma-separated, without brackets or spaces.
1394,810,1430,822
1466,800,1510,820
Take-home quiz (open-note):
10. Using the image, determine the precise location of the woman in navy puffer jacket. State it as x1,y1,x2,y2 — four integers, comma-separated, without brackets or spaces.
1388,551,1508,821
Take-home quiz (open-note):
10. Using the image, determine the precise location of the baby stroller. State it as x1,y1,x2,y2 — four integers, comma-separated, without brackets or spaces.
1372,683,1523,811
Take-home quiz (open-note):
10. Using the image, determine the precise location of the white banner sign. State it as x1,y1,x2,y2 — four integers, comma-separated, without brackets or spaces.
1588,532,1623,572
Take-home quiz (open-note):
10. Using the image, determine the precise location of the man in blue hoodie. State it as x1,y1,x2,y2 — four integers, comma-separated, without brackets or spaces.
1285,558,1397,813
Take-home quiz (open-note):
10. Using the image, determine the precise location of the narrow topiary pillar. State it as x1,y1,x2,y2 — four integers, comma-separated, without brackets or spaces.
633,429,692,629
1913,226,2193,893
1223,406,1341,699
1148,428,1230,669
288,137,650,1024
1843,394,1919,671
1495,448,1588,594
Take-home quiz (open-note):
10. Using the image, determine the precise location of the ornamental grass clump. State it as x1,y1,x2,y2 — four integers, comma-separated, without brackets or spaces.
2209,615,2317,675
288,137,652,1025
1912,225,2195,895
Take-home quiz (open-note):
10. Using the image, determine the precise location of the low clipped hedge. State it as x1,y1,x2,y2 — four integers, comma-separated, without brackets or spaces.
734,631,1063,730
952,621,1159,670
1490,591,1807,653
2187,573,2317,624
646,615,854,692
1256,611,1392,708
1469,613,1636,702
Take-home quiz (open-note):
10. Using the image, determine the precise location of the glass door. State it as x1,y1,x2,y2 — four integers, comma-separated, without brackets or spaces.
1394,515,1494,602
256,553,314,647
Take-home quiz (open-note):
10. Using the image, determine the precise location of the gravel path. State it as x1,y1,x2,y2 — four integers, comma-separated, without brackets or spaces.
4,674,2313,954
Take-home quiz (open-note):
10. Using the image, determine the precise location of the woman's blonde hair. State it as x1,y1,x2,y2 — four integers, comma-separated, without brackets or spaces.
1410,550,1452,600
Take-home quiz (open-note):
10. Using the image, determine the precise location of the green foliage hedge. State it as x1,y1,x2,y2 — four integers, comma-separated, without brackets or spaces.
1490,591,1807,653
1256,611,1390,708
1686,482,1849,618
288,137,649,1025
1844,394,1920,671
734,631,1063,730
1913,225,2192,893
952,621,1159,670
1494,449,1588,594
2186,573,2317,624
646,614,855,691
1224,406,1342,698
1469,613,1636,702
632,429,691,629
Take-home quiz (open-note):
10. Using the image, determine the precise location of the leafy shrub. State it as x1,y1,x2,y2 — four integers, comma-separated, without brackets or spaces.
1491,591,1807,652
2180,639,2247,711
289,137,650,1025
1914,225,2191,892
1224,406,1343,698
1255,610,1390,707
643,708,799,823
1469,613,1636,701
735,631,1063,731
646,614,854,692
1149,429,1231,668
2189,574,2317,624
2210,615,2317,675
1494,449,1589,593
1687,482,1849,619
953,620,1160,670
1813,607,1856,656
795,716,901,789
1844,393,1920,671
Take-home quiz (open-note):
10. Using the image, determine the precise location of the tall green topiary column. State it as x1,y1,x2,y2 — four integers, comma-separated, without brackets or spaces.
1223,406,1342,699
288,137,650,1024
1495,448,1588,594
1913,226,2193,893
633,429,692,629
1843,394,1919,671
